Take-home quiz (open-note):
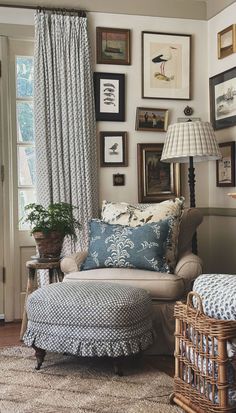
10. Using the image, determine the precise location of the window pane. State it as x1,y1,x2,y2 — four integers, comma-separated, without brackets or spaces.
18,189,36,230
16,57,34,98
16,102,34,142
18,146,36,186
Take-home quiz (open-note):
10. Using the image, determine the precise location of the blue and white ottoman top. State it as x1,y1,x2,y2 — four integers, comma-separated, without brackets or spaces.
193,274,236,321
23,281,153,358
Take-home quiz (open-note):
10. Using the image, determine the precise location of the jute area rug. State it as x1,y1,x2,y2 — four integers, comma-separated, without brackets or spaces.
0,346,183,413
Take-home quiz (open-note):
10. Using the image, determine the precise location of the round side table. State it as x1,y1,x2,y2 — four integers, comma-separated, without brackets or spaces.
20,260,64,340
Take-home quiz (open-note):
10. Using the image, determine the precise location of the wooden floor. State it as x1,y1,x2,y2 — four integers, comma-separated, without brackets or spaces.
0,321,175,377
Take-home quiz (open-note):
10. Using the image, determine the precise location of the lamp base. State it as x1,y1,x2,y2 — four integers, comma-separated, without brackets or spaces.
188,156,198,255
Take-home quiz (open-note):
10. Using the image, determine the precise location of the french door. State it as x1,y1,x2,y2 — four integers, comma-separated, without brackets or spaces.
0,36,36,321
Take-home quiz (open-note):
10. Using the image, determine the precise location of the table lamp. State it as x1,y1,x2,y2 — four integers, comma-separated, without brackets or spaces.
161,121,221,253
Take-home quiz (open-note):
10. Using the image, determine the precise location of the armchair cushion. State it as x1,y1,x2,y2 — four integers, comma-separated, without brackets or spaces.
64,268,185,300
81,218,172,273
101,197,184,271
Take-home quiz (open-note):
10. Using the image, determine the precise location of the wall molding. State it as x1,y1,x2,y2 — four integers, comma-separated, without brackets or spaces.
199,207,236,217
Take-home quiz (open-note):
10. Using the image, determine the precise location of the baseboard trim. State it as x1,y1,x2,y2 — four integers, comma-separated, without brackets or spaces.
199,207,236,217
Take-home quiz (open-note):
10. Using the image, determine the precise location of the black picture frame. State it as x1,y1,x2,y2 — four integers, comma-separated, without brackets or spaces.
137,143,180,203
142,31,191,100
209,67,236,130
113,174,125,186
94,72,125,121
100,132,128,167
216,141,235,187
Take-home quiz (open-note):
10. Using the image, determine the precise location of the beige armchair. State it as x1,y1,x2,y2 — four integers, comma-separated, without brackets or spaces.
60,208,203,355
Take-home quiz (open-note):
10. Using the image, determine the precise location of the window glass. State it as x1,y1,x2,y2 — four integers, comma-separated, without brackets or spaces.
18,146,36,186
16,102,34,142
18,189,36,230
16,57,34,98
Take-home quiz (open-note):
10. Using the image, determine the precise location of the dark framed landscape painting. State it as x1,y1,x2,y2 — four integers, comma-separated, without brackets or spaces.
137,143,180,203
135,107,168,132
210,67,236,130
94,72,125,121
96,27,131,65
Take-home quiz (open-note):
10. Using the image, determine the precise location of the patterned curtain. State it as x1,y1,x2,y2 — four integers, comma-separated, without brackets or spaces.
34,10,99,252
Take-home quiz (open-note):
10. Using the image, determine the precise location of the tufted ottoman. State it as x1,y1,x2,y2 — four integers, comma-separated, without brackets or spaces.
23,281,153,374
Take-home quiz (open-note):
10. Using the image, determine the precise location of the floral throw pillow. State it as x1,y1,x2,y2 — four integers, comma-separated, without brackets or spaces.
101,198,184,272
81,218,173,273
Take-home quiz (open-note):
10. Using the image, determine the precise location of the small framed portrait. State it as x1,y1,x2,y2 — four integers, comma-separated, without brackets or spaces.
135,107,168,132
96,27,131,65
216,142,235,187
94,72,125,122
137,143,180,203
142,31,191,100
113,174,125,186
209,67,236,130
218,24,236,59
100,132,128,167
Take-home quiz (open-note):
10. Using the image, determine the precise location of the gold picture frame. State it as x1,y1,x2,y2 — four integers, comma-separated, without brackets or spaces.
137,143,180,203
135,107,169,132
218,24,236,59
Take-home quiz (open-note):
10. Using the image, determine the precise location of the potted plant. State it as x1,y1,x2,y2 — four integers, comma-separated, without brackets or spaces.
22,202,81,259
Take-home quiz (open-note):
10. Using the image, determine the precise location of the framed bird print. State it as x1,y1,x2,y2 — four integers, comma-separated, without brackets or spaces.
94,72,125,121
142,31,191,100
100,132,128,167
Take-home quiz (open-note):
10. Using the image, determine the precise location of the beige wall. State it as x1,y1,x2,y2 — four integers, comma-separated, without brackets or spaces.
89,12,208,207
206,2,236,273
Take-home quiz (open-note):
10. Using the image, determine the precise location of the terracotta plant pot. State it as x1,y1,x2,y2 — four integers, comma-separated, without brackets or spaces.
33,231,64,258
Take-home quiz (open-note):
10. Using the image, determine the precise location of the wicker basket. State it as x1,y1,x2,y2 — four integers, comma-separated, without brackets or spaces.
171,291,236,413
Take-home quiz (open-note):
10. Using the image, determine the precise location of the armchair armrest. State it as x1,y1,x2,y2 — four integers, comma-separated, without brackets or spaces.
60,251,87,274
175,252,203,293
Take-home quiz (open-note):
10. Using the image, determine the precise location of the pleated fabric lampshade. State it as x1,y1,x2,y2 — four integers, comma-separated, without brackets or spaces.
161,120,221,254
161,121,221,163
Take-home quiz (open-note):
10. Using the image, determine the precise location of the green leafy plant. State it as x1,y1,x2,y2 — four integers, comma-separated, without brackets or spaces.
22,202,81,241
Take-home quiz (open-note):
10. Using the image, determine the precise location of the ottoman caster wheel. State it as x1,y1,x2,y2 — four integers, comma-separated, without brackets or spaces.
32,344,46,370
113,359,124,376
169,393,176,405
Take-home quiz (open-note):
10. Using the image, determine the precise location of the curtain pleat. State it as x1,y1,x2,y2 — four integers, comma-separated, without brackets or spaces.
34,11,99,252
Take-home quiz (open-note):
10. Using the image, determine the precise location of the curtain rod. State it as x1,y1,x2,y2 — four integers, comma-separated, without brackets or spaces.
0,3,86,16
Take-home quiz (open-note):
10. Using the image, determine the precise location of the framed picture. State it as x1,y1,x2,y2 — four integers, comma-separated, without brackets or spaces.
96,27,131,65
137,143,180,203
113,173,125,186
94,72,125,121
142,31,191,100
100,132,128,167
135,107,168,132
209,67,236,130
216,142,235,187
218,24,236,59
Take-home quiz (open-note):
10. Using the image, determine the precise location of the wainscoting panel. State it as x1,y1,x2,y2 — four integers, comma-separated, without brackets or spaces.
20,246,35,316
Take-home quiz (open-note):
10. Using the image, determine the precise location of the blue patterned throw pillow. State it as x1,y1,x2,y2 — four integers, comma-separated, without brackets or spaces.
81,218,172,272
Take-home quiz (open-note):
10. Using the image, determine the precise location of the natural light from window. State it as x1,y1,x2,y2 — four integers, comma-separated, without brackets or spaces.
16,56,36,229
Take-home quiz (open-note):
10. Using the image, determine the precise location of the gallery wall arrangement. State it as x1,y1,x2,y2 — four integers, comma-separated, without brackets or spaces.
95,21,236,195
